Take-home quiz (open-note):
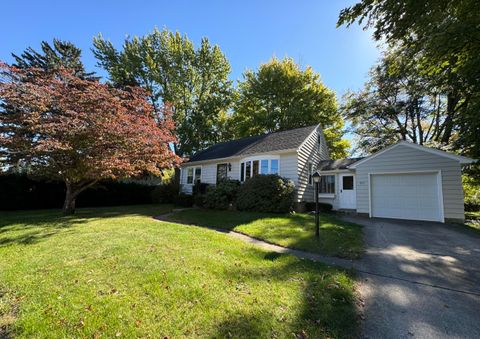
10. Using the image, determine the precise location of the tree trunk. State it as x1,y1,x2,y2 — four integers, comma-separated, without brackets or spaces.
63,183,77,215
62,180,98,215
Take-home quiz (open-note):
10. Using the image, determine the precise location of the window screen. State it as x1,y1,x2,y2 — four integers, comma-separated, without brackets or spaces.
194,168,201,183
187,168,194,184
319,175,335,194
260,160,269,174
270,159,279,174
245,161,251,179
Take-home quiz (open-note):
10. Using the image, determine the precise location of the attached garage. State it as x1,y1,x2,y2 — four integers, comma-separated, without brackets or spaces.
370,172,443,222
348,141,475,223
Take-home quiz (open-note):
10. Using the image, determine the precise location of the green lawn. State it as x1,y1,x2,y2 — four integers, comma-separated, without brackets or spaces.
465,211,480,231
165,209,363,259
0,205,358,338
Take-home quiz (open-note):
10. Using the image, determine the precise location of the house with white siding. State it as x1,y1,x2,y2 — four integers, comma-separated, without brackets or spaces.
180,125,475,223
180,125,327,207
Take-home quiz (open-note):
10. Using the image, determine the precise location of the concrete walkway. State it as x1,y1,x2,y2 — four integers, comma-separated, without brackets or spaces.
156,211,480,338
154,211,354,269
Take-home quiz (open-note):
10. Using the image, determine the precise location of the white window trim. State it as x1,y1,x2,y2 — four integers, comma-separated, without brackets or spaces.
216,163,230,183
318,174,336,194
239,155,280,181
185,165,202,185
318,193,335,199
308,162,314,186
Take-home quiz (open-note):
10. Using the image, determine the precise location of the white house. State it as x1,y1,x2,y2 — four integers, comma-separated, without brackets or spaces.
180,124,475,223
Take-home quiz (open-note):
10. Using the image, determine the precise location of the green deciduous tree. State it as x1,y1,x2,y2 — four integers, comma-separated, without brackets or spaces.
338,0,480,158
231,57,349,158
93,28,233,156
343,48,467,154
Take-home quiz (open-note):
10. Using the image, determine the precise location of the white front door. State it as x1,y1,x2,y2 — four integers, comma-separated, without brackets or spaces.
339,174,356,209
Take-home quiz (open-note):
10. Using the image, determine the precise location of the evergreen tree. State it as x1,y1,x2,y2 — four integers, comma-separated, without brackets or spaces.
12,39,96,79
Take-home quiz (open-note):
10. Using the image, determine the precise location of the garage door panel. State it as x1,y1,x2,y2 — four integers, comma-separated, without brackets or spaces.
371,173,442,222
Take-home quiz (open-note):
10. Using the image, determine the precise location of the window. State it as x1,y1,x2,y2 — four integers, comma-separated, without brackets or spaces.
194,168,201,183
186,167,201,185
252,160,259,176
240,158,279,182
245,161,251,180
217,163,228,183
319,175,335,194
187,168,194,184
260,160,269,174
342,176,354,190
270,159,278,174
308,162,313,185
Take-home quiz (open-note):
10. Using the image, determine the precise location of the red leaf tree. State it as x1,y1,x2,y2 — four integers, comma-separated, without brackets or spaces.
0,63,181,214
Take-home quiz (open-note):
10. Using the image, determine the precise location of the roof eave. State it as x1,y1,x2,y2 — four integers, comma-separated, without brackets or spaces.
181,148,298,166
349,141,476,168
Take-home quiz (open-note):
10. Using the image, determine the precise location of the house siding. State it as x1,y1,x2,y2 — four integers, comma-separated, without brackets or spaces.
179,152,298,193
180,159,241,193
317,171,356,210
296,126,330,202
355,144,465,221
279,152,298,185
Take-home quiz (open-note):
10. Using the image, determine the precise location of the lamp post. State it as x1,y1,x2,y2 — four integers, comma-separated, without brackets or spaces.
312,172,321,239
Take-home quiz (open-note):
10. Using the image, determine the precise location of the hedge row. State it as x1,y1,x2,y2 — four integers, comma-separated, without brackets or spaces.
0,174,157,211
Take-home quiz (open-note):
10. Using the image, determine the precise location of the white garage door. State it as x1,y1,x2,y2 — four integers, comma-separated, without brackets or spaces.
371,173,443,222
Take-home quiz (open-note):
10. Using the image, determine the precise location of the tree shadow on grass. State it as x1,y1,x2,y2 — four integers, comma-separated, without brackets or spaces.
212,248,358,338
165,209,363,259
0,204,173,247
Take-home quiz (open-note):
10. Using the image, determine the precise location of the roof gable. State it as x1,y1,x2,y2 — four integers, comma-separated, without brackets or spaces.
349,141,475,168
186,125,319,163
317,157,364,171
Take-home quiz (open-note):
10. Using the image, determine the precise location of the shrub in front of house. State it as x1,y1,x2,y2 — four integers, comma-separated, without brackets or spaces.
194,193,206,207
174,193,195,207
193,182,210,195
463,174,480,212
236,174,295,213
203,180,240,210
151,182,179,204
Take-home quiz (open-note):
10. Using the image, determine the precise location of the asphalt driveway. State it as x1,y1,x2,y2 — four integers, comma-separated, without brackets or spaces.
341,216,480,339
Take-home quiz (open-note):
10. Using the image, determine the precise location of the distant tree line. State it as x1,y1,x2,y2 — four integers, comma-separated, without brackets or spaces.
92,28,349,158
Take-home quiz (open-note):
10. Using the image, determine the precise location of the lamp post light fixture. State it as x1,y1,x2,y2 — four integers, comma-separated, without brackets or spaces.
312,172,321,239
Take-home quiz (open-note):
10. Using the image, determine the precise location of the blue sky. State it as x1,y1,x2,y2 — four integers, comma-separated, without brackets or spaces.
1,0,381,98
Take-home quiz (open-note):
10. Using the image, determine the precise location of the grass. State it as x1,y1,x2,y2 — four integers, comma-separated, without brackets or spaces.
166,209,363,259
0,205,358,338
465,211,480,231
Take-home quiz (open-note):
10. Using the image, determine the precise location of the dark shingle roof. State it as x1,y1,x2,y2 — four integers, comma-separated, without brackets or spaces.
187,125,318,163
317,158,364,171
